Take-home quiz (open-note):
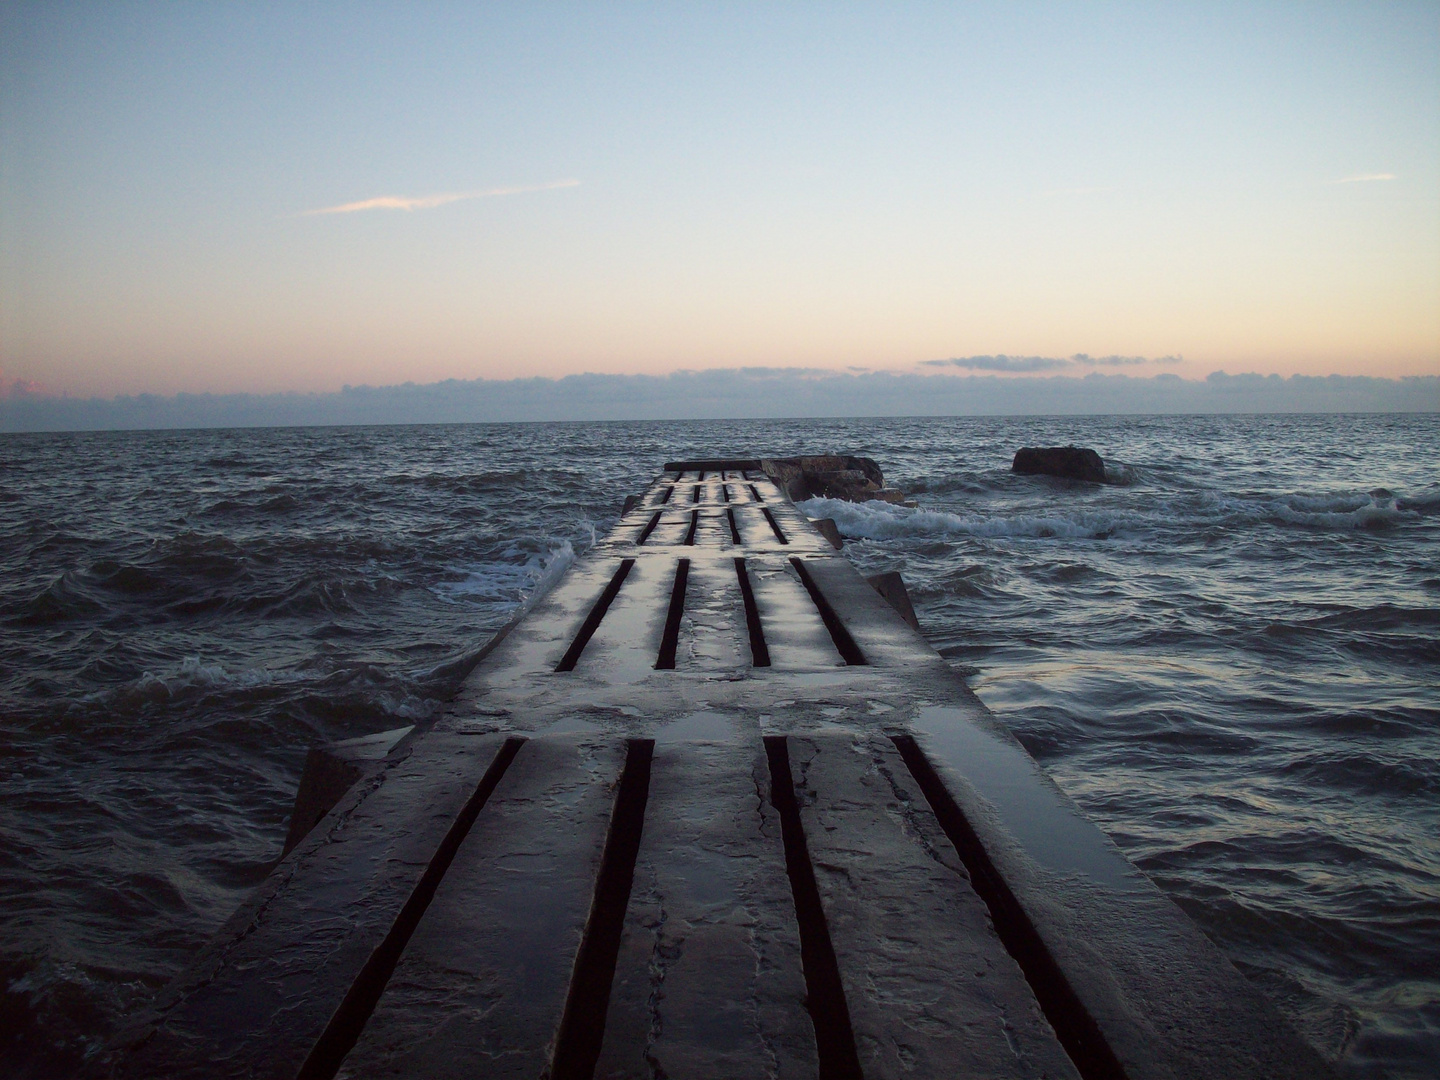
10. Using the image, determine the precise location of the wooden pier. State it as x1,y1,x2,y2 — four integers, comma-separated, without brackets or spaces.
106,460,1333,1079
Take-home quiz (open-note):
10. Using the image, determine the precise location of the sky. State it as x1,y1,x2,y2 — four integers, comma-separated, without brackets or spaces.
2,1,1437,402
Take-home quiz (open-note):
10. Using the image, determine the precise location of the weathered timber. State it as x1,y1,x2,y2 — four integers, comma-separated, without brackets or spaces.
104,462,1334,1080
788,732,1081,1079
110,732,518,1079
595,730,817,1077
332,736,625,1078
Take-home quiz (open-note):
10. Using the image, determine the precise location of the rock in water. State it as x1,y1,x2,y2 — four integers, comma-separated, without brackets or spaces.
1012,446,1105,483
761,455,908,504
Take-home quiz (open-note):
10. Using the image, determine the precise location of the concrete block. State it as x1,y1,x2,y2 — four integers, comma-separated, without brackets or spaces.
282,726,414,855
811,516,844,549
865,570,919,630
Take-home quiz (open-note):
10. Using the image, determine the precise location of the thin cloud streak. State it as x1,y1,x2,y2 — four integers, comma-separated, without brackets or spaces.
304,179,580,215
1332,173,1396,184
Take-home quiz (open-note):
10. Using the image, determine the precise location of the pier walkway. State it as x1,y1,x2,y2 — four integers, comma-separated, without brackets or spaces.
108,461,1332,1079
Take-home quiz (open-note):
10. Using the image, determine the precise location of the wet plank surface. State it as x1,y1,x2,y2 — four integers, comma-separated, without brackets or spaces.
595,728,816,1079
114,734,513,1080
338,736,624,1079
788,732,1081,1080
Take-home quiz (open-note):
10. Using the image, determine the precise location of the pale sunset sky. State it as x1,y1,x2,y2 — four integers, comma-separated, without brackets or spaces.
1,1,1436,399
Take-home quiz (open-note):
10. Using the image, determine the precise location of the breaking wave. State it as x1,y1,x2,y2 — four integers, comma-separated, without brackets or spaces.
802,485,1425,544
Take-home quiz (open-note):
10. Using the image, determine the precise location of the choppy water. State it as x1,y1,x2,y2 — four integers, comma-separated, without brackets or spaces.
1,415,1436,1078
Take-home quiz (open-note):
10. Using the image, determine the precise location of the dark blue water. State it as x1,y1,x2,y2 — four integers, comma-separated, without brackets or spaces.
1,416,1436,1078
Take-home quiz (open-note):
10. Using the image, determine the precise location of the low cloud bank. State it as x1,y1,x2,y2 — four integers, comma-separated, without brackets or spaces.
2,369,1435,432
924,353,1183,372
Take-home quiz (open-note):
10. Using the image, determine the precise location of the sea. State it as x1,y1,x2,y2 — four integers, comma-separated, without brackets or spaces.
1,414,1436,1079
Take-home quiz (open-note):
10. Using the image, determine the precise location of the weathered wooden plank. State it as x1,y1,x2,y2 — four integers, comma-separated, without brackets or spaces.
595,727,816,1078
112,734,515,1080
335,735,626,1079
904,708,1333,1080
748,557,850,669
671,555,749,671
786,731,1082,1080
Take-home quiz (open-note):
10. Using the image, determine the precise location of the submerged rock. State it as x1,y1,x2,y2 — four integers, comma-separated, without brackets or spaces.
1012,445,1105,483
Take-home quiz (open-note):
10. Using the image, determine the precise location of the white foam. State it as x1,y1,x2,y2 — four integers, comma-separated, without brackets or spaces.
800,496,1138,541
171,655,244,687
1103,462,1143,486
431,537,578,607
518,538,576,613
805,484,1424,541
102,657,281,707
1266,493,1411,530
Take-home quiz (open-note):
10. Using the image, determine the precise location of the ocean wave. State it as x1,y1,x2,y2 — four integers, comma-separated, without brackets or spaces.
800,496,1139,541
26,527,100,554
1280,751,1438,798
901,476,998,497
258,494,301,514
804,484,1425,544
430,538,577,607
1306,603,1440,632
246,534,406,562
406,549,575,694
1103,462,1145,485
7,573,107,626
521,539,578,608
143,530,248,566
382,468,586,495
1397,485,1440,514
200,498,246,517
1266,492,1412,530
0,953,143,1078
87,561,172,596
113,657,274,704
81,654,443,730
235,575,380,618
202,454,251,469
